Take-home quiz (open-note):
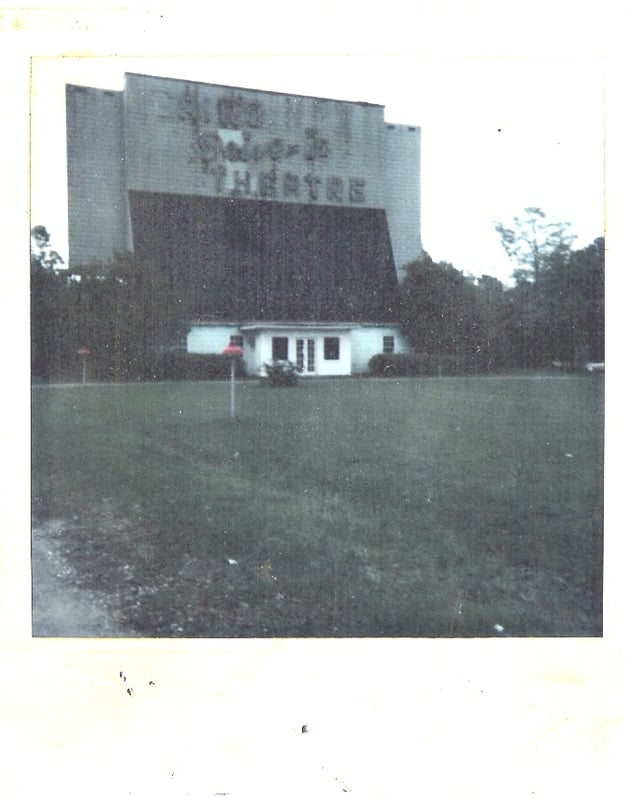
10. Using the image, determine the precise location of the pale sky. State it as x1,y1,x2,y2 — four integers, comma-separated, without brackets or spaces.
30,53,605,286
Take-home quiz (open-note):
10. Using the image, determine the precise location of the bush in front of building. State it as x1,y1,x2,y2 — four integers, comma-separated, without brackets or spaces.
261,360,299,387
368,352,465,377
155,351,247,381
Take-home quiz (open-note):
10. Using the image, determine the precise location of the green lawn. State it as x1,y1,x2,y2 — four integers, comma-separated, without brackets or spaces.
31,375,604,637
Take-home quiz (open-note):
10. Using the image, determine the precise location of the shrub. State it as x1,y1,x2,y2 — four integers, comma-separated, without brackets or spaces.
262,360,299,387
368,352,465,377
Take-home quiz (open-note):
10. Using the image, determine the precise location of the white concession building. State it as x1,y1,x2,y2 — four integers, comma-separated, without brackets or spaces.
66,73,421,375
187,321,409,377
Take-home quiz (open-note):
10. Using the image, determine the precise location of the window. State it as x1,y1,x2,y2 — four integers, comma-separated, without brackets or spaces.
272,336,288,360
230,335,244,348
324,337,340,360
383,335,395,354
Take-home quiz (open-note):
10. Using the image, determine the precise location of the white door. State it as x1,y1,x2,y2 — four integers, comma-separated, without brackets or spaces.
296,338,316,374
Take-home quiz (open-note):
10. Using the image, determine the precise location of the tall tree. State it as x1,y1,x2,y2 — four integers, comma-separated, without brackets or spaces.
573,237,605,363
494,208,581,368
541,237,605,365
30,225,64,272
399,254,483,370
494,207,575,285
66,251,189,381
31,226,71,379
475,274,511,371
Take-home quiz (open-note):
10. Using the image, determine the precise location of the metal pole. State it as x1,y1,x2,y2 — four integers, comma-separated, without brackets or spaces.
230,358,236,419
81,355,87,385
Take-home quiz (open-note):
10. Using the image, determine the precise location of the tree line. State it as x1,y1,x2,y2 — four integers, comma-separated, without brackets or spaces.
31,229,182,382
399,208,604,373
30,208,604,382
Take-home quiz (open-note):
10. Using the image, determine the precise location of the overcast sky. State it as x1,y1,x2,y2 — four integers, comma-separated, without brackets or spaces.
29,51,605,286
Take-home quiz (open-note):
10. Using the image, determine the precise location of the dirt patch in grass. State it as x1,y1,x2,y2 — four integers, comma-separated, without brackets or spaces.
32,519,133,637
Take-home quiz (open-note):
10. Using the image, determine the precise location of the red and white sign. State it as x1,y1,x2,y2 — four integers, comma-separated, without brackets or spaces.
221,344,244,357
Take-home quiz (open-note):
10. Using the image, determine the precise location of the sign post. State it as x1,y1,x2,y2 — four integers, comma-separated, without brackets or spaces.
221,343,244,419
77,346,91,385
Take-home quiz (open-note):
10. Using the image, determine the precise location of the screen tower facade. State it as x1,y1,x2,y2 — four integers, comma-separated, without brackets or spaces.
67,72,422,322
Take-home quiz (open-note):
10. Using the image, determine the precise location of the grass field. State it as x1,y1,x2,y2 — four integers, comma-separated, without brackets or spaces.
31,375,604,637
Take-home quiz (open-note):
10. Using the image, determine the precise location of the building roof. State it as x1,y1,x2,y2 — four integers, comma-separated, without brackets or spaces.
188,319,402,330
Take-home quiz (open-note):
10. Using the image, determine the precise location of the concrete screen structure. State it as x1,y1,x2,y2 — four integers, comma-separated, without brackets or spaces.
66,73,421,374
123,73,386,209
66,85,131,266
67,74,421,276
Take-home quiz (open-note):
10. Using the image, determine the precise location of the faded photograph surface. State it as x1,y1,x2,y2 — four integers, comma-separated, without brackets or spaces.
31,58,604,638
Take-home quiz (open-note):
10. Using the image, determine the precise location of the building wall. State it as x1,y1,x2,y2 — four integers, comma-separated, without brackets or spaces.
128,191,399,321
249,327,352,377
123,73,387,212
385,124,422,278
186,322,406,377
350,326,411,374
66,74,421,281
186,323,241,354
66,85,130,267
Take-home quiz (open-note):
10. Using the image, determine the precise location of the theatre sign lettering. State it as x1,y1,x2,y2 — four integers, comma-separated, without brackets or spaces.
167,85,368,205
